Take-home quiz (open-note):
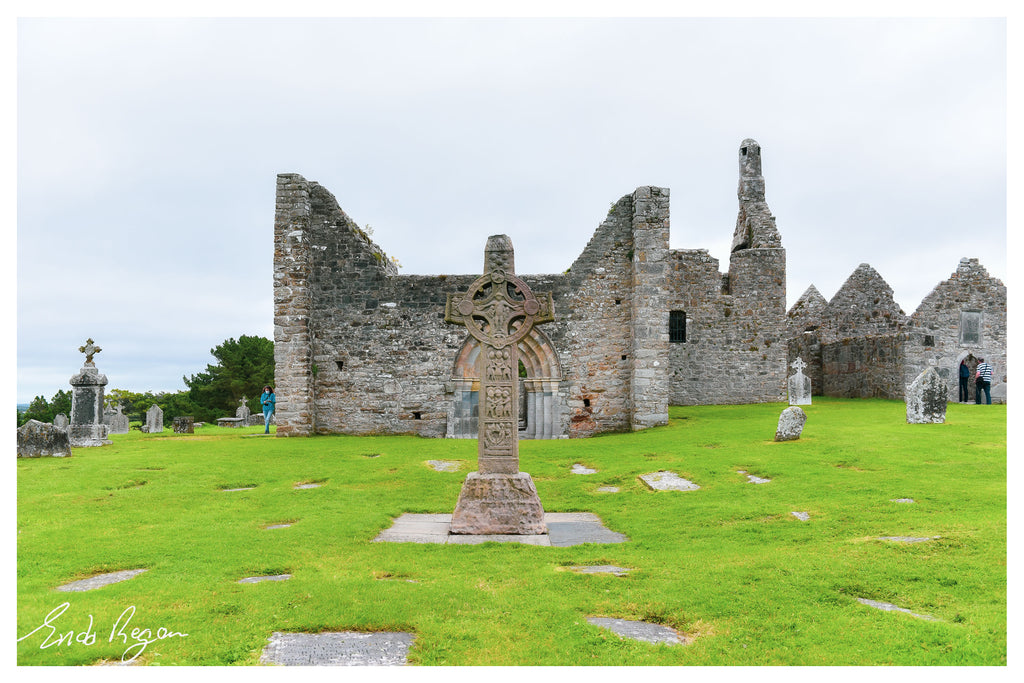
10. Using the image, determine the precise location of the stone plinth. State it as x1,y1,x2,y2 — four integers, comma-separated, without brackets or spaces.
906,367,947,424
449,472,547,535
173,416,194,434
18,420,72,457
68,364,110,447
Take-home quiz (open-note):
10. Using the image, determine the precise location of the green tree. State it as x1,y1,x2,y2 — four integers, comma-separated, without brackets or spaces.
18,395,53,427
184,335,274,417
50,389,72,419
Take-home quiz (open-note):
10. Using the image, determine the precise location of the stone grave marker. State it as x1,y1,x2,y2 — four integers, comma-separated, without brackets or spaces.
788,356,812,405
567,565,632,576
57,569,148,592
905,367,947,424
238,574,292,584
260,631,415,666
571,463,597,474
173,416,194,434
775,406,807,441
737,470,771,484
640,471,699,491
791,511,810,521
236,396,251,420
856,597,937,621
596,486,620,493
427,460,460,472
444,234,555,535
67,338,111,447
145,404,164,433
890,498,915,504
17,420,72,458
586,617,687,645
105,404,130,434
53,413,69,429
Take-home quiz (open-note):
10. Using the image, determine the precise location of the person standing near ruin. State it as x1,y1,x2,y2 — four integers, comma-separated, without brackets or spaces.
975,359,993,405
959,359,971,403
260,385,276,433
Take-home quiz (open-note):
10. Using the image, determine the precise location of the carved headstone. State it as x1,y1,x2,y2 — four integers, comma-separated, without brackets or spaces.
787,356,812,406
444,235,554,534
18,419,72,457
775,406,807,442
53,413,69,429
173,416,194,434
236,396,251,420
906,367,947,424
145,404,164,434
67,339,111,447
104,404,130,434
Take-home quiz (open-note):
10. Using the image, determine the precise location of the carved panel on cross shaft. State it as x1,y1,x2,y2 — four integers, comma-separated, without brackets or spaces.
485,386,513,418
483,420,514,451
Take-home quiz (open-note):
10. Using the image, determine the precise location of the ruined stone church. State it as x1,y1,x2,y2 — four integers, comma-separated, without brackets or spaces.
273,139,1006,438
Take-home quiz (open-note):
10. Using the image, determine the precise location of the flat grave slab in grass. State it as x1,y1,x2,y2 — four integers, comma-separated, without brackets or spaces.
56,569,148,592
373,512,627,546
586,617,687,645
260,631,415,666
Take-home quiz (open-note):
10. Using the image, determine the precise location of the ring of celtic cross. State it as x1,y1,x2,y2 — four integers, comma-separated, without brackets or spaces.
456,270,542,349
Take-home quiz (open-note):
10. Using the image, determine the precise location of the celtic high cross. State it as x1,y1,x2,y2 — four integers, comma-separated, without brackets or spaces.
78,338,102,365
445,235,554,475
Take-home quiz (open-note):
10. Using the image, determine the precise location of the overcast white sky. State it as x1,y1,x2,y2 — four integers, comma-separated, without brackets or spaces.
10,5,1012,404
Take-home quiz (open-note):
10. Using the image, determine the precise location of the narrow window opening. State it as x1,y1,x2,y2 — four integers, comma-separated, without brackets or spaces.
335,360,344,371
412,411,422,420
669,310,687,343
583,398,591,408
621,355,628,361
923,335,935,347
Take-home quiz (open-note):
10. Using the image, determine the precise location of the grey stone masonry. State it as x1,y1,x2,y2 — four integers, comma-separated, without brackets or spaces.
145,404,163,433
789,257,1006,402
905,366,947,424
173,416,194,434
628,187,671,430
18,419,72,457
68,349,110,447
53,413,68,429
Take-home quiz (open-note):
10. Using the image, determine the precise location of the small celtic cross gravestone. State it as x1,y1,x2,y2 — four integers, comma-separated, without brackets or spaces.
444,235,554,534
788,355,812,405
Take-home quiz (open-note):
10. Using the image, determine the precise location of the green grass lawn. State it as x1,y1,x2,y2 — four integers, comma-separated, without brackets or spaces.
17,398,1006,665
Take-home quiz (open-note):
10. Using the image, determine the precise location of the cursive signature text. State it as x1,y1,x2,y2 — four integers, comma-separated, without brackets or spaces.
18,602,189,662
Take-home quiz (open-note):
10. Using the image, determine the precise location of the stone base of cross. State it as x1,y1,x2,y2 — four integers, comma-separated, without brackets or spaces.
445,235,553,535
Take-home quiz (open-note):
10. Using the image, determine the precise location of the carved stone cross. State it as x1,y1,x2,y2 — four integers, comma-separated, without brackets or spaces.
445,234,554,475
791,356,807,375
444,235,554,534
78,338,102,365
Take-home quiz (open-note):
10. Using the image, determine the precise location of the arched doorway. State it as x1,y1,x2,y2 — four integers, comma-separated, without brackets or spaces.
448,327,562,439
956,351,980,403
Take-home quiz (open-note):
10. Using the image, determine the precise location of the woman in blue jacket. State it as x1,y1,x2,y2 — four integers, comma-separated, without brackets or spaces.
260,386,276,434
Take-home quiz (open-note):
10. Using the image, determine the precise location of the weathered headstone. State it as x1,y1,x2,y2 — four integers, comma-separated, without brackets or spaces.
18,419,73,458
52,413,69,429
787,356,812,405
236,396,251,420
104,404,130,434
905,367,947,424
173,416,194,434
775,406,807,441
444,235,555,534
145,404,164,434
67,338,111,447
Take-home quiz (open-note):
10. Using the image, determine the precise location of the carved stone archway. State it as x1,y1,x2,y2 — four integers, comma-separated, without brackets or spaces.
448,327,562,439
